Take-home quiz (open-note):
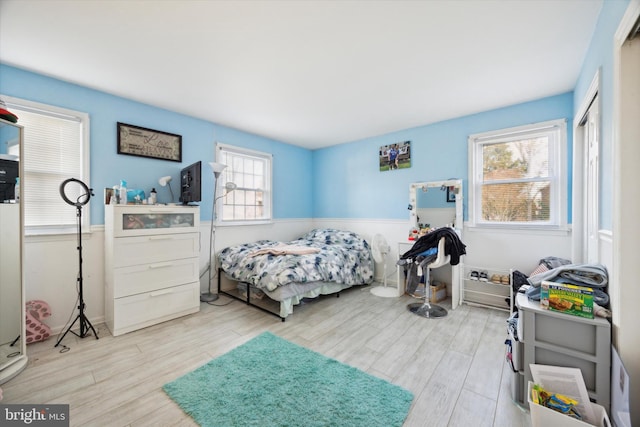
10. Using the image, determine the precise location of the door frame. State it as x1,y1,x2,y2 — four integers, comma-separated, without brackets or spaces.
572,70,600,263
612,1,640,423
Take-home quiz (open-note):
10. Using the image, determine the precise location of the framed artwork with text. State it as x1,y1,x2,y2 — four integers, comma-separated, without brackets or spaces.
117,122,182,162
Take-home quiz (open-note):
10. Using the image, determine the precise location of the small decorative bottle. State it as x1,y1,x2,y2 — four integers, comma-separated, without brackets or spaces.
112,185,119,204
119,180,127,205
149,188,157,205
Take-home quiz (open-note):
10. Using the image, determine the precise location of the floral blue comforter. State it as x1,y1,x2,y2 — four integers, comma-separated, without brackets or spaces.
218,229,374,292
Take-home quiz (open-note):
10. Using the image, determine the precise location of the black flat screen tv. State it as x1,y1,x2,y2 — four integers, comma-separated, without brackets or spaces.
179,161,202,205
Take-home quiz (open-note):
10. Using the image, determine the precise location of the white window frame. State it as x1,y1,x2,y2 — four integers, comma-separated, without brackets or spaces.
468,119,568,231
215,142,272,225
2,95,90,235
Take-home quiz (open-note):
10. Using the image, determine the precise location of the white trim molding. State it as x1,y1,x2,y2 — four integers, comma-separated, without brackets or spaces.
572,69,601,263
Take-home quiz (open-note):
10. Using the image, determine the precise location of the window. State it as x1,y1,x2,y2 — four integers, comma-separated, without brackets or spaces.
468,119,567,229
2,95,90,234
216,143,272,223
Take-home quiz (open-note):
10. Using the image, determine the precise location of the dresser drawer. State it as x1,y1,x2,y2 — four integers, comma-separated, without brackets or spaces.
113,257,199,298
108,205,200,237
113,233,199,267
111,281,200,336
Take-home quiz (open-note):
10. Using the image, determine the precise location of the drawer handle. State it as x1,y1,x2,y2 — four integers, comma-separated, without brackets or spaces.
150,289,173,297
149,262,173,269
148,236,173,241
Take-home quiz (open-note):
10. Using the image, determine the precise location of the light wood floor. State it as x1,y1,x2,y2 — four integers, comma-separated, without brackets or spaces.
1,285,532,427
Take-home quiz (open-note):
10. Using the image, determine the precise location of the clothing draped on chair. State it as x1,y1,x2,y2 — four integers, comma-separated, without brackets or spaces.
398,227,467,294
400,227,466,265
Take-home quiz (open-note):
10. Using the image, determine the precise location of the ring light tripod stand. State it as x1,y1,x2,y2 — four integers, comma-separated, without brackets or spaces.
55,178,99,347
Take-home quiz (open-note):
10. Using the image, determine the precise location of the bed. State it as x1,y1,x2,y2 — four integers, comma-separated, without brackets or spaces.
217,228,374,320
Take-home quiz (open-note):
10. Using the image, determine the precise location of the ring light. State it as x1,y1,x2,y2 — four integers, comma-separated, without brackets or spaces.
55,177,99,346
60,178,93,207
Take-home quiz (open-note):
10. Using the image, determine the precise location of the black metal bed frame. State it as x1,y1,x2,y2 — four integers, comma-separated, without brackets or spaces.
217,268,350,322
217,268,286,321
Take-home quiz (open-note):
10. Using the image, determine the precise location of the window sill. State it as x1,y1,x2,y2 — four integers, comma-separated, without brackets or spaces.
464,222,571,236
25,226,93,242
216,219,274,227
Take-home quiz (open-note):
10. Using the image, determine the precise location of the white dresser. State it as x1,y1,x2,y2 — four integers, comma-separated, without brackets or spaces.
105,204,200,336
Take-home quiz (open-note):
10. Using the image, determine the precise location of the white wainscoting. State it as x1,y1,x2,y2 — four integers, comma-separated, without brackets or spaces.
24,230,106,335
24,219,315,335
201,219,315,294
313,219,574,283
312,218,410,286
26,218,575,334
462,225,573,274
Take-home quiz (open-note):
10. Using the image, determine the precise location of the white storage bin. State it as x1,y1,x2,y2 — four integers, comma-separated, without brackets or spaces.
528,382,611,427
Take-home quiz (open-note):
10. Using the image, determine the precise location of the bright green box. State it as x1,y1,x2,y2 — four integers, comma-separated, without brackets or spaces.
540,281,594,319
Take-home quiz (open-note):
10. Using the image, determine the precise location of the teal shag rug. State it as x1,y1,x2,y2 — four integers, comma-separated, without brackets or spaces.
163,332,413,427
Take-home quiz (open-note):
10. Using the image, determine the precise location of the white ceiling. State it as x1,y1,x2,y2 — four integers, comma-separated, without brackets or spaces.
0,0,603,149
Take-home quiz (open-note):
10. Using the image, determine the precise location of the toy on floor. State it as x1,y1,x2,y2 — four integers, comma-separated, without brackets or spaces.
25,300,52,344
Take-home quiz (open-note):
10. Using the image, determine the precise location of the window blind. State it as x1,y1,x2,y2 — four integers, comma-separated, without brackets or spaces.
8,106,85,229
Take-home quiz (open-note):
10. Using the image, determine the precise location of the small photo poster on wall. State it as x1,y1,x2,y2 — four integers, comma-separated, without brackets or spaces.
379,141,411,171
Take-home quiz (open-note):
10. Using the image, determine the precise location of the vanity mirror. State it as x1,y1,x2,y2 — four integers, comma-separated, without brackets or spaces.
0,118,27,384
407,179,463,308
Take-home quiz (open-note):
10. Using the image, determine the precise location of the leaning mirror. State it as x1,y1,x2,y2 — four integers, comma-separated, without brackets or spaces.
0,118,27,384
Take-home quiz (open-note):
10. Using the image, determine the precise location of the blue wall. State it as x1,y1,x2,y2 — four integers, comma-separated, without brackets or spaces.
313,93,574,221
1,65,577,225
573,0,630,230
0,125,19,155
0,64,314,224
